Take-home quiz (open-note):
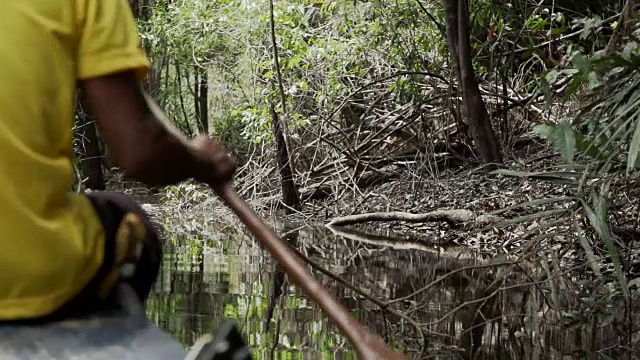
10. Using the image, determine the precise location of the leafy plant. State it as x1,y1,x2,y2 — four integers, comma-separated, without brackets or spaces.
487,24,640,342
539,34,640,175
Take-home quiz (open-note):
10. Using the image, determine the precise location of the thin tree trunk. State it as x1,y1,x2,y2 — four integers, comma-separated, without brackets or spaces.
443,0,502,166
193,66,200,132
269,102,301,211
443,0,462,87
457,2,502,165
265,97,301,338
604,0,637,55
183,65,199,136
175,64,193,138
196,66,209,135
129,0,162,99
268,0,300,210
266,105,301,340
442,0,469,145
263,0,303,337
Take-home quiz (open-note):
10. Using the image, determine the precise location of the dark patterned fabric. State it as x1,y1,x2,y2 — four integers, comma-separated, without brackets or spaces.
1,191,162,325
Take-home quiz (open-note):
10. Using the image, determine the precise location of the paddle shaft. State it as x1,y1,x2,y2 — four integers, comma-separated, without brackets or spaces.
213,184,404,359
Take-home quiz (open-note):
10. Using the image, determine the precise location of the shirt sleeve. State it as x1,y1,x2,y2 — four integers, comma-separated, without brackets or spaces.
76,0,151,81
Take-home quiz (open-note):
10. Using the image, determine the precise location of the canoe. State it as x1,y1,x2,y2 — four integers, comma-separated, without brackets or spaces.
0,284,186,360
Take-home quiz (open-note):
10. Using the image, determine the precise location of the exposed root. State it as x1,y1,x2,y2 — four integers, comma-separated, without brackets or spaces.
327,209,476,227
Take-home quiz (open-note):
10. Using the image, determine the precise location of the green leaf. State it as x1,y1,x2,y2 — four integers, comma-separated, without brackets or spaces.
576,138,603,160
540,75,553,107
581,198,630,298
627,114,640,174
573,218,602,279
533,122,577,163
581,195,610,241
544,69,561,84
571,53,591,75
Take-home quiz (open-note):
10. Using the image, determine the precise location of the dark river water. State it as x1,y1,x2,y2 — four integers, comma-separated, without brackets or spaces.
144,219,450,359
142,212,634,360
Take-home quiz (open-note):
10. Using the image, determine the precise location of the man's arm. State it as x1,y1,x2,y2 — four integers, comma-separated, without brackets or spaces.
79,70,233,188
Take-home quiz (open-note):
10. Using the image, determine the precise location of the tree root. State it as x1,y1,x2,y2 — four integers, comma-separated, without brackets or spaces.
327,209,476,227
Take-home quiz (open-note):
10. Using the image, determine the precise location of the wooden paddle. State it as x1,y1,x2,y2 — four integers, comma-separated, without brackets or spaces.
213,184,405,359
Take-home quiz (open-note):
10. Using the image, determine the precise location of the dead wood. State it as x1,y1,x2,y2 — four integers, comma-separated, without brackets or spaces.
300,168,398,202
613,225,640,244
327,209,476,227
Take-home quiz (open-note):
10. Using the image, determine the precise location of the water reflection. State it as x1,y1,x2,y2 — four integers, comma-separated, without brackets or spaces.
144,218,632,360
145,220,497,359
146,224,362,358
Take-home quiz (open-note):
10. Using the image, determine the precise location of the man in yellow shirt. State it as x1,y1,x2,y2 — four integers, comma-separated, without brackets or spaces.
0,1,233,321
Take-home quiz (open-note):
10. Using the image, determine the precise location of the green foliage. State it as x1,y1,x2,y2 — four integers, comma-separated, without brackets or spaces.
137,0,458,153
491,25,640,316
579,43,640,174
534,122,579,163
533,121,608,163
132,0,626,167
540,34,640,174
137,0,259,147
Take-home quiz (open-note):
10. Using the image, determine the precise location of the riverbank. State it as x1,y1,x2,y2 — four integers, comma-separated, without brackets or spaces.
109,143,640,359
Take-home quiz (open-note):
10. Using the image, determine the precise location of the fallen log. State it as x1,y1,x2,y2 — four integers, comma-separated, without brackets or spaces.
327,209,476,227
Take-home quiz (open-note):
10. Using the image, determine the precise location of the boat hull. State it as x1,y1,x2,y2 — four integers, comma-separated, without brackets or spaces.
0,284,186,360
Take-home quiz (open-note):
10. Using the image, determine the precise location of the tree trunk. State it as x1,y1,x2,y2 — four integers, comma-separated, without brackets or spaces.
264,0,303,335
74,92,106,191
443,0,502,166
604,0,638,55
267,0,301,212
443,0,462,88
269,102,301,211
194,66,209,135
442,0,470,145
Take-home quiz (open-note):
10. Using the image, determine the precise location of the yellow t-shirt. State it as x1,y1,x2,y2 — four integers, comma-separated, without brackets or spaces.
0,1,150,320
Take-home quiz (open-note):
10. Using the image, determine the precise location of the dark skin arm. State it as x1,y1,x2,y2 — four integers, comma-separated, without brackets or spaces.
79,70,233,188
